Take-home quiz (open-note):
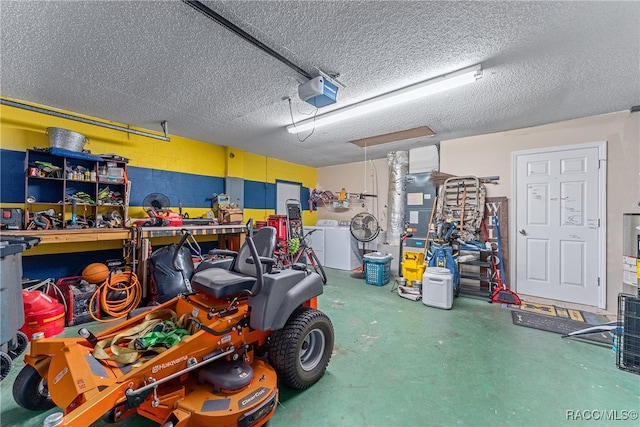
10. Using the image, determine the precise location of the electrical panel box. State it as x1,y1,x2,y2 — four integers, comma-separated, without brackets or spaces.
404,172,437,250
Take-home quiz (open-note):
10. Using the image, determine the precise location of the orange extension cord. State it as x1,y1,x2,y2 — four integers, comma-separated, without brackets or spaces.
90,270,142,322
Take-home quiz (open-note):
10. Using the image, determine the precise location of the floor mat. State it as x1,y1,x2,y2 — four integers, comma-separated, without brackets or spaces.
509,301,608,325
510,310,613,345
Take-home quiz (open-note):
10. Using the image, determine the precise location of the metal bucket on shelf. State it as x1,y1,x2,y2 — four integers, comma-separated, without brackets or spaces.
46,127,88,152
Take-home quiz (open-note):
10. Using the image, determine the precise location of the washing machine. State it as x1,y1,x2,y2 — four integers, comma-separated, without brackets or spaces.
322,221,363,271
303,219,337,266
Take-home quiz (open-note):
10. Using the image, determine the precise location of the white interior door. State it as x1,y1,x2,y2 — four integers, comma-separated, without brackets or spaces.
276,182,300,215
513,143,605,307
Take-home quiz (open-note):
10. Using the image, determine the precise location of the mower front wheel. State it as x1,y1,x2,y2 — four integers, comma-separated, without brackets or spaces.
13,364,55,411
269,307,334,390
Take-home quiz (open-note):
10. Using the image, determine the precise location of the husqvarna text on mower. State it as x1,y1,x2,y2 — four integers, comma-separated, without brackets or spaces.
13,226,334,426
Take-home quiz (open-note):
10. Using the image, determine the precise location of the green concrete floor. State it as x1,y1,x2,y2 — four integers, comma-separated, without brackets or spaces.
1,268,638,427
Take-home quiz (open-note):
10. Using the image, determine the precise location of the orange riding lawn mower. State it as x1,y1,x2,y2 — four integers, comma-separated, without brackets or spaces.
13,225,334,426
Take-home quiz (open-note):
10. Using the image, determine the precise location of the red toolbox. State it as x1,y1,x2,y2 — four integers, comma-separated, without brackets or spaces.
49,276,101,326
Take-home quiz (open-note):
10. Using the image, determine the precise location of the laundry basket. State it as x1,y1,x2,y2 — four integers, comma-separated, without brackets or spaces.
363,252,393,286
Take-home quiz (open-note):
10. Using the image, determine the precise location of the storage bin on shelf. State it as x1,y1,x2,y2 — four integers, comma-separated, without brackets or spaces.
363,252,393,286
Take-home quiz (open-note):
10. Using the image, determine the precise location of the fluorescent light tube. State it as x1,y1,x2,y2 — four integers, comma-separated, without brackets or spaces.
287,64,482,134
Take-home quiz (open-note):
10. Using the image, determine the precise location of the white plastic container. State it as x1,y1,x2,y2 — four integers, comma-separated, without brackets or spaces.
422,267,453,309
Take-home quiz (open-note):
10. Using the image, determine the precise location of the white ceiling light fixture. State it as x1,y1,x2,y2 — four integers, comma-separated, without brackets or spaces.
286,64,482,134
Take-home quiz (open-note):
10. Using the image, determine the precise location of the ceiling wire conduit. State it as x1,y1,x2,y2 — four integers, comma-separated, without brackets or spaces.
0,98,170,142
182,0,312,80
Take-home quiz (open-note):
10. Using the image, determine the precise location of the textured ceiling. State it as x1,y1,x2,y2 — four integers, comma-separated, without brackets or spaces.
1,1,639,167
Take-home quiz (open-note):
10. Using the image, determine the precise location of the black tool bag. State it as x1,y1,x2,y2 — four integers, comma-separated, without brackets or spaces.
149,244,194,303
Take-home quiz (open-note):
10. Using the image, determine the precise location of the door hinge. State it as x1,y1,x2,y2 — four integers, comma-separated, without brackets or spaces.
598,218,600,227
597,277,600,287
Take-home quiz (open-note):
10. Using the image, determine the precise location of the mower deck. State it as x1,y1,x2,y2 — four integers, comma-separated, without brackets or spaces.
23,294,283,426
15,227,333,427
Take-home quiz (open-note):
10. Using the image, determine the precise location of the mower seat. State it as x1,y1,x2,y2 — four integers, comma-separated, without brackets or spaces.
191,227,276,299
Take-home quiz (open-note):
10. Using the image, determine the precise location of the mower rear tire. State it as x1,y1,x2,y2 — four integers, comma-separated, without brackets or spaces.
269,306,334,390
13,364,55,411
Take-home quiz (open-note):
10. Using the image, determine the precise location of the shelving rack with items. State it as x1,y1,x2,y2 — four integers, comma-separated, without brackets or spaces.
24,149,128,230
457,245,494,298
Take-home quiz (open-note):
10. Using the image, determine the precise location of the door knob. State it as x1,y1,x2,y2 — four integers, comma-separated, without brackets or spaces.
518,229,527,235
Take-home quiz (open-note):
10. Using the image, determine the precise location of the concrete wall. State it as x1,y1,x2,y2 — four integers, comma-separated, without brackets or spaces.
0,99,318,280
0,99,318,226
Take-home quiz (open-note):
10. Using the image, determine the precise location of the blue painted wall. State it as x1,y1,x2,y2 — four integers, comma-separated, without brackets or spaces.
127,166,225,208
1,148,311,281
0,149,24,203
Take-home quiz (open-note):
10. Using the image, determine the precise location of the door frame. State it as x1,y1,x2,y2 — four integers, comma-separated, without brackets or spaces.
511,141,607,309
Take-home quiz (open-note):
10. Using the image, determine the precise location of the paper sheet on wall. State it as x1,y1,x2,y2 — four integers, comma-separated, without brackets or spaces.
407,192,423,206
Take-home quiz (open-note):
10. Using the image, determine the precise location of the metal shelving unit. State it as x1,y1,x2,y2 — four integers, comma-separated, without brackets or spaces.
24,149,128,229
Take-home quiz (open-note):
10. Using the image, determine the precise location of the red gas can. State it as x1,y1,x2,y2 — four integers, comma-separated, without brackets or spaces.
20,290,65,340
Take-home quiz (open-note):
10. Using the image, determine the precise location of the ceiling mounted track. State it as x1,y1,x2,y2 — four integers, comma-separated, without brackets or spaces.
1,98,170,141
183,1,312,80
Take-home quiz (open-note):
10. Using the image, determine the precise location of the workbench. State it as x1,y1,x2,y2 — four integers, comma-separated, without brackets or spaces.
132,224,245,242
3,224,247,297
3,224,246,248
3,228,131,245
132,224,247,297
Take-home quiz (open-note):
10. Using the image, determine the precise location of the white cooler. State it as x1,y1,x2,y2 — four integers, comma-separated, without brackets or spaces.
422,267,453,309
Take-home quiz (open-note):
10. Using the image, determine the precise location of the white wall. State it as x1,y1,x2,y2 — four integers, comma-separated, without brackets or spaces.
439,111,640,312
317,111,639,312
317,158,389,231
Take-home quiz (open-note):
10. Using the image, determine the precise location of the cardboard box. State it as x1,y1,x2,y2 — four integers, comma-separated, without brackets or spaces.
227,208,243,223
218,208,243,224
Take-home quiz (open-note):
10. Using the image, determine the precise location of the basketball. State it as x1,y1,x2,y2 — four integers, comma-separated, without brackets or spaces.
82,263,110,284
